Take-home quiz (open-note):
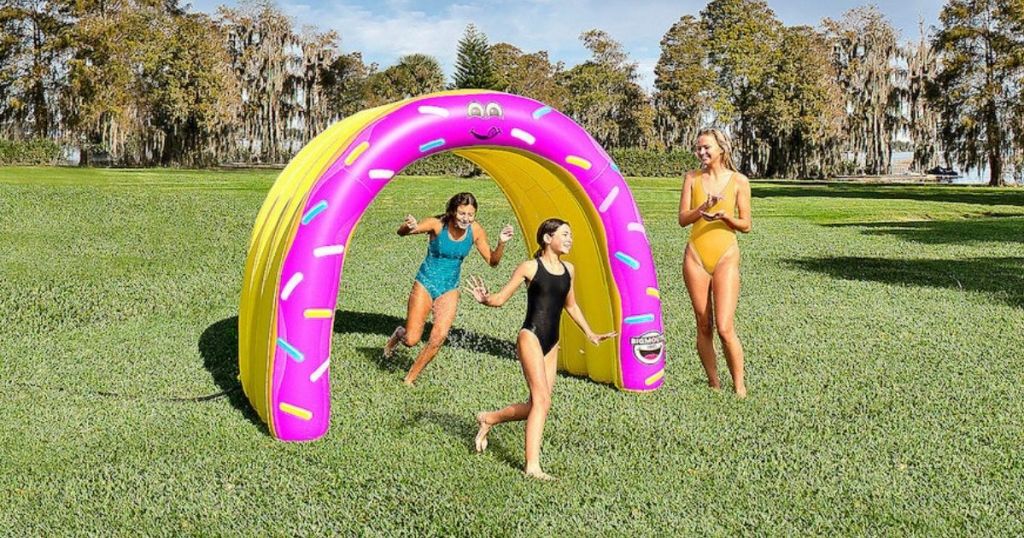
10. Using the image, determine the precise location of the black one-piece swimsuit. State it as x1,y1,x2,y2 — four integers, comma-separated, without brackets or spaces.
521,259,571,355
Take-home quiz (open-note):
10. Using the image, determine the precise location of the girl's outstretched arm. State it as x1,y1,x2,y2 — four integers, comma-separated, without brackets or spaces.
397,215,441,236
561,262,616,344
471,222,515,267
465,260,534,307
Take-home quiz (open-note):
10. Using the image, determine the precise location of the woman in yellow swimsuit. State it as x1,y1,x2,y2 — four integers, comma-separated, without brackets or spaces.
678,128,752,397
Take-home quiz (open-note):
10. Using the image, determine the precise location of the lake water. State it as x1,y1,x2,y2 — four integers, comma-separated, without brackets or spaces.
891,151,1018,185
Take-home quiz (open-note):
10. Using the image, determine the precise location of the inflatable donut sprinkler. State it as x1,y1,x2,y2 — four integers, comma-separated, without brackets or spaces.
239,90,666,441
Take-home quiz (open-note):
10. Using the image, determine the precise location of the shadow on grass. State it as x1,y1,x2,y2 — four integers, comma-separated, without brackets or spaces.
332,310,516,374
752,181,1024,207
413,410,521,470
198,316,268,434
788,256,1024,308
827,215,1024,245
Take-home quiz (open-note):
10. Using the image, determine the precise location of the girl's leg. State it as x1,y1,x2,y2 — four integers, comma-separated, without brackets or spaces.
384,281,431,357
683,245,719,389
403,289,459,385
476,331,556,480
712,248,745,397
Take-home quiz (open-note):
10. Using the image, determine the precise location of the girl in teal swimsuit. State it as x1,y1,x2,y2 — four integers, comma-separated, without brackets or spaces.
384,192,514,386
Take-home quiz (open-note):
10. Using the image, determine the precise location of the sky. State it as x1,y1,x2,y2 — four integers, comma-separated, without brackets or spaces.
186,0,944,90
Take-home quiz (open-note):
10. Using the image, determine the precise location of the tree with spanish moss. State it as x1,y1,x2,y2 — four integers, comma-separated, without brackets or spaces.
700,0,783,174
653,15,720,150
559,29,657,149
490,43,566,110
932,0,1023,186
823,6,903,176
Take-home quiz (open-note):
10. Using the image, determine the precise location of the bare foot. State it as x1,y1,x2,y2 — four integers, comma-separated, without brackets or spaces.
402,378,416,387
524,468,556,481
474,412,492,453
735,385,747,399
383,326,405,358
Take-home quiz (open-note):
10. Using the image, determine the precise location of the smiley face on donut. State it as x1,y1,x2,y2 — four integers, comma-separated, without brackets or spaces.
466,101,504,140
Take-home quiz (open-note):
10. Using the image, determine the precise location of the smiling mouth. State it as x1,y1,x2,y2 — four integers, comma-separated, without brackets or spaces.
639,345,663,362
470,127,501,140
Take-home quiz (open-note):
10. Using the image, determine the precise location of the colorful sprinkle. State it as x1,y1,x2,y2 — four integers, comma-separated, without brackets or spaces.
611,162,621,172
627,222,646,234
615,251,640,270
309,359,330,382
599,186,619,213
646,287,661,299
303,309,333,319
276,338,304,362
624,313,655,325
565,155,592,170
301,200,328,225
368,169,395,180
344,141,369,166
532,106,553,120
313,244,345,258
419,139,446,152
417,105,449,117
278,402,312,420
281,273,303,300
510,128,535,145
645,369,665,386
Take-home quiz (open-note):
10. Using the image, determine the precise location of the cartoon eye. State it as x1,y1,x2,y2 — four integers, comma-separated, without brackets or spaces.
485,102,503,118
467,102,484,118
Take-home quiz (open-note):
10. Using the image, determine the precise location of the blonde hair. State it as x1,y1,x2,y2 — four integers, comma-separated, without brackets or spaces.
695,128,737,172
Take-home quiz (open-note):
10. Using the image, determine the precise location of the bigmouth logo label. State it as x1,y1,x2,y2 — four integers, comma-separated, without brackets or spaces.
631,331,664,364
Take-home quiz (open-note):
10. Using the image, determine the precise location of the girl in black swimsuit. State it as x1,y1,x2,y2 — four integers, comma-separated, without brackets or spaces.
465,219,616,480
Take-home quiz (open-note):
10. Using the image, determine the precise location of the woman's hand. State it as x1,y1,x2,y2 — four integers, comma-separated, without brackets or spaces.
700,210,726,221
699,194,722,212
498,224,514,243
403,214,417,229
464,275,490,304
586,331,617,345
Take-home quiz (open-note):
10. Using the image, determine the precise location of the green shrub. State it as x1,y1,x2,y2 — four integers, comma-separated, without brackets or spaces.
0,138,62,166
608,148,698,177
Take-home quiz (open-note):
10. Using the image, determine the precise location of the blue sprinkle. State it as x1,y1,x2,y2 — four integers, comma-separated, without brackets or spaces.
611,162,620,172
301,200,328,225
614,251,640,270
277,338,305,362
624,314,655,325
532,106,553,120
419,139,446,152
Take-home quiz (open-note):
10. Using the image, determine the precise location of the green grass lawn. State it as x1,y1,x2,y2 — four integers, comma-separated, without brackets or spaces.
1,166,1022,535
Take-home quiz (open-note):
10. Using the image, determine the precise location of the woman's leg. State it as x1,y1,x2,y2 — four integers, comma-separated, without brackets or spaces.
384,281,431,357
712,248,745,397
403,288,459,385
683,245,718,389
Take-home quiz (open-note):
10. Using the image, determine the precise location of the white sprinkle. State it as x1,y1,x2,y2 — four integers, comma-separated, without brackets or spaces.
599,186,619,213
510,128,536,145
313,244,345,258
627,222,646,234
309,359,330,382
368,169,395,180
418,106,449,117
281,273,303,300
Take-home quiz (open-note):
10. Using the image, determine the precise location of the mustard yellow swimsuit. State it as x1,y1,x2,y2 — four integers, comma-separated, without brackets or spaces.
689,173,738,274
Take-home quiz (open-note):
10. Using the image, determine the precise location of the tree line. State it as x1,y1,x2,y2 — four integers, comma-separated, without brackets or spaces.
1,0,1021,185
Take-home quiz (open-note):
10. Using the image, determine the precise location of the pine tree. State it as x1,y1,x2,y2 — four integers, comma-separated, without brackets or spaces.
453,24,497,90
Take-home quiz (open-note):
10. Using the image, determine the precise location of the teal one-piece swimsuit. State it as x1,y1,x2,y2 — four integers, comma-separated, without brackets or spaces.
415,223,473,299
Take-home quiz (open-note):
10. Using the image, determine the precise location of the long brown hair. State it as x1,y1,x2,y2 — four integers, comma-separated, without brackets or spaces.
436,192,478,224
533,218,568,258
695,128,737,172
